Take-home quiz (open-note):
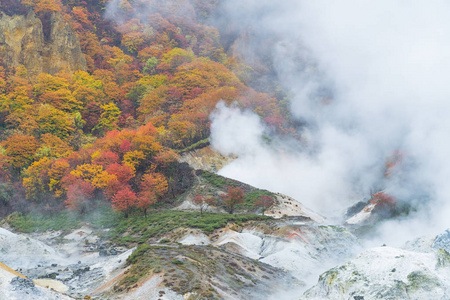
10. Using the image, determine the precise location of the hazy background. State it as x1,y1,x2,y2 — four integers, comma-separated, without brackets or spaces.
210,0,450,245
103,0,450,245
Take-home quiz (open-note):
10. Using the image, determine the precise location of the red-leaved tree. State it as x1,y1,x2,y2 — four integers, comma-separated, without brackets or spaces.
137,173,168,216
254,195,274,216
111,186,137,218
193,194,219,215
65,179,95,215
222,186,244,214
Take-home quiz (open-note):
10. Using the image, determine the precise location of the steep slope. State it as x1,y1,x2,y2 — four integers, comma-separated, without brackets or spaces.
0,11,86,75
177,222,360,282
98,243,299,300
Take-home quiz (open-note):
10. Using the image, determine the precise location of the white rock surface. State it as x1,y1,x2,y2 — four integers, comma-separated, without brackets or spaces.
302,246,450,300
345,202,376,225
178,231,211,245
209,225,359,283
266,193,325,223
0,263,72,300
118,275,183,300
0,228,69,269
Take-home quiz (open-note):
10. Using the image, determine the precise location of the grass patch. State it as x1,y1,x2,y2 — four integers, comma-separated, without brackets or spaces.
108,210,269,243
127,243,151,264
5,208,270,244
201,171,227,188
176,138,210,153
5,205,121,233
7,211,81,232
243,190,274,208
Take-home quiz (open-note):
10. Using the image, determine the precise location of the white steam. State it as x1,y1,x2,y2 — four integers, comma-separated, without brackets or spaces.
210,1,450,239
104,0,196,24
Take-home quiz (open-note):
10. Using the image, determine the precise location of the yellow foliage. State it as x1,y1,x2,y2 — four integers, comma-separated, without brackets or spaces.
48,159,70,197
70,164,116,189
123,150,145,172
91,150,101,160
23,157,52,200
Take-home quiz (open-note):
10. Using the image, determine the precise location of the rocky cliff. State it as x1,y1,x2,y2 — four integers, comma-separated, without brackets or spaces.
0,11,86,76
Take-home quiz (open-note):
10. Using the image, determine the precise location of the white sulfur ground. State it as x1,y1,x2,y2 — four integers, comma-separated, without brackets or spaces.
266,193,326,223
0,263,72,300
177,225,358,284
0,227,71,269
303,246,450,299
345,202,376,225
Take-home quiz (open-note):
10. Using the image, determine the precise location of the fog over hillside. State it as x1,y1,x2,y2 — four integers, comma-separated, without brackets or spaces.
210,1,450,245
2,1,450,299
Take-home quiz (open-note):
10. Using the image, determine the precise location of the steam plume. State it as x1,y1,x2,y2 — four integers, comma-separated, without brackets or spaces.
210,0,450,241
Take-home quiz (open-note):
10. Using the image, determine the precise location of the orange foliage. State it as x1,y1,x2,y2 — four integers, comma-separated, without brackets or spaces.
137,172,168,215
111,186,137,217
65,179,95,213
254,195,275,215
0,0,296,214
23,157,51,200
2,134,39,170
70,164,115,189
48,159,71,197
370,192,395,207
22,0,63,13
385,150,403,177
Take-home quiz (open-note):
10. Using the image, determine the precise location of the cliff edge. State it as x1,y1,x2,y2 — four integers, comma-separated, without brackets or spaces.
0,11,86,75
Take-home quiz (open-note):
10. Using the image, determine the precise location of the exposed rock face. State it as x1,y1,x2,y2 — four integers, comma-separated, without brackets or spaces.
171,222,360,291
302,242,450,300
432,229,450,253
0,11,86,76
179,146,236,172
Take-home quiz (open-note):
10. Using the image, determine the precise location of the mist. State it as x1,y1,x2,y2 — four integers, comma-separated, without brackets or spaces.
104,0,197,24
101,0,450,242
209,0,450,242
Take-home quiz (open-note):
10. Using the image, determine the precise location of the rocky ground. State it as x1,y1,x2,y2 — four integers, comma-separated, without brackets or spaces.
0,224,135,299
0,148,449,299
2,197,450,299
0,200,359,300
302,235,450,300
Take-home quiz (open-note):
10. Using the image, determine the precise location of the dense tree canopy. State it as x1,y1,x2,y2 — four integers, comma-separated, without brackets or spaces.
0,0,292,216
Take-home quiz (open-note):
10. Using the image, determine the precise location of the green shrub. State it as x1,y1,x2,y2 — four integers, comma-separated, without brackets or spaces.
201,171,226,188
244,190,274,208
127,244,151,264
6,209,270,245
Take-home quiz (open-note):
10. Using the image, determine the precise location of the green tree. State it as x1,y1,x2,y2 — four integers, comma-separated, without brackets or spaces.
93,103,121,134
143,57,159,75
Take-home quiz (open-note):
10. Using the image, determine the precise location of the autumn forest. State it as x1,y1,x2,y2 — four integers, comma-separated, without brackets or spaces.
0,0,290,218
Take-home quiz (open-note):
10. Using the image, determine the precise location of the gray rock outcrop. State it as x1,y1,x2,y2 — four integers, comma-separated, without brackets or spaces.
0,11,86,76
